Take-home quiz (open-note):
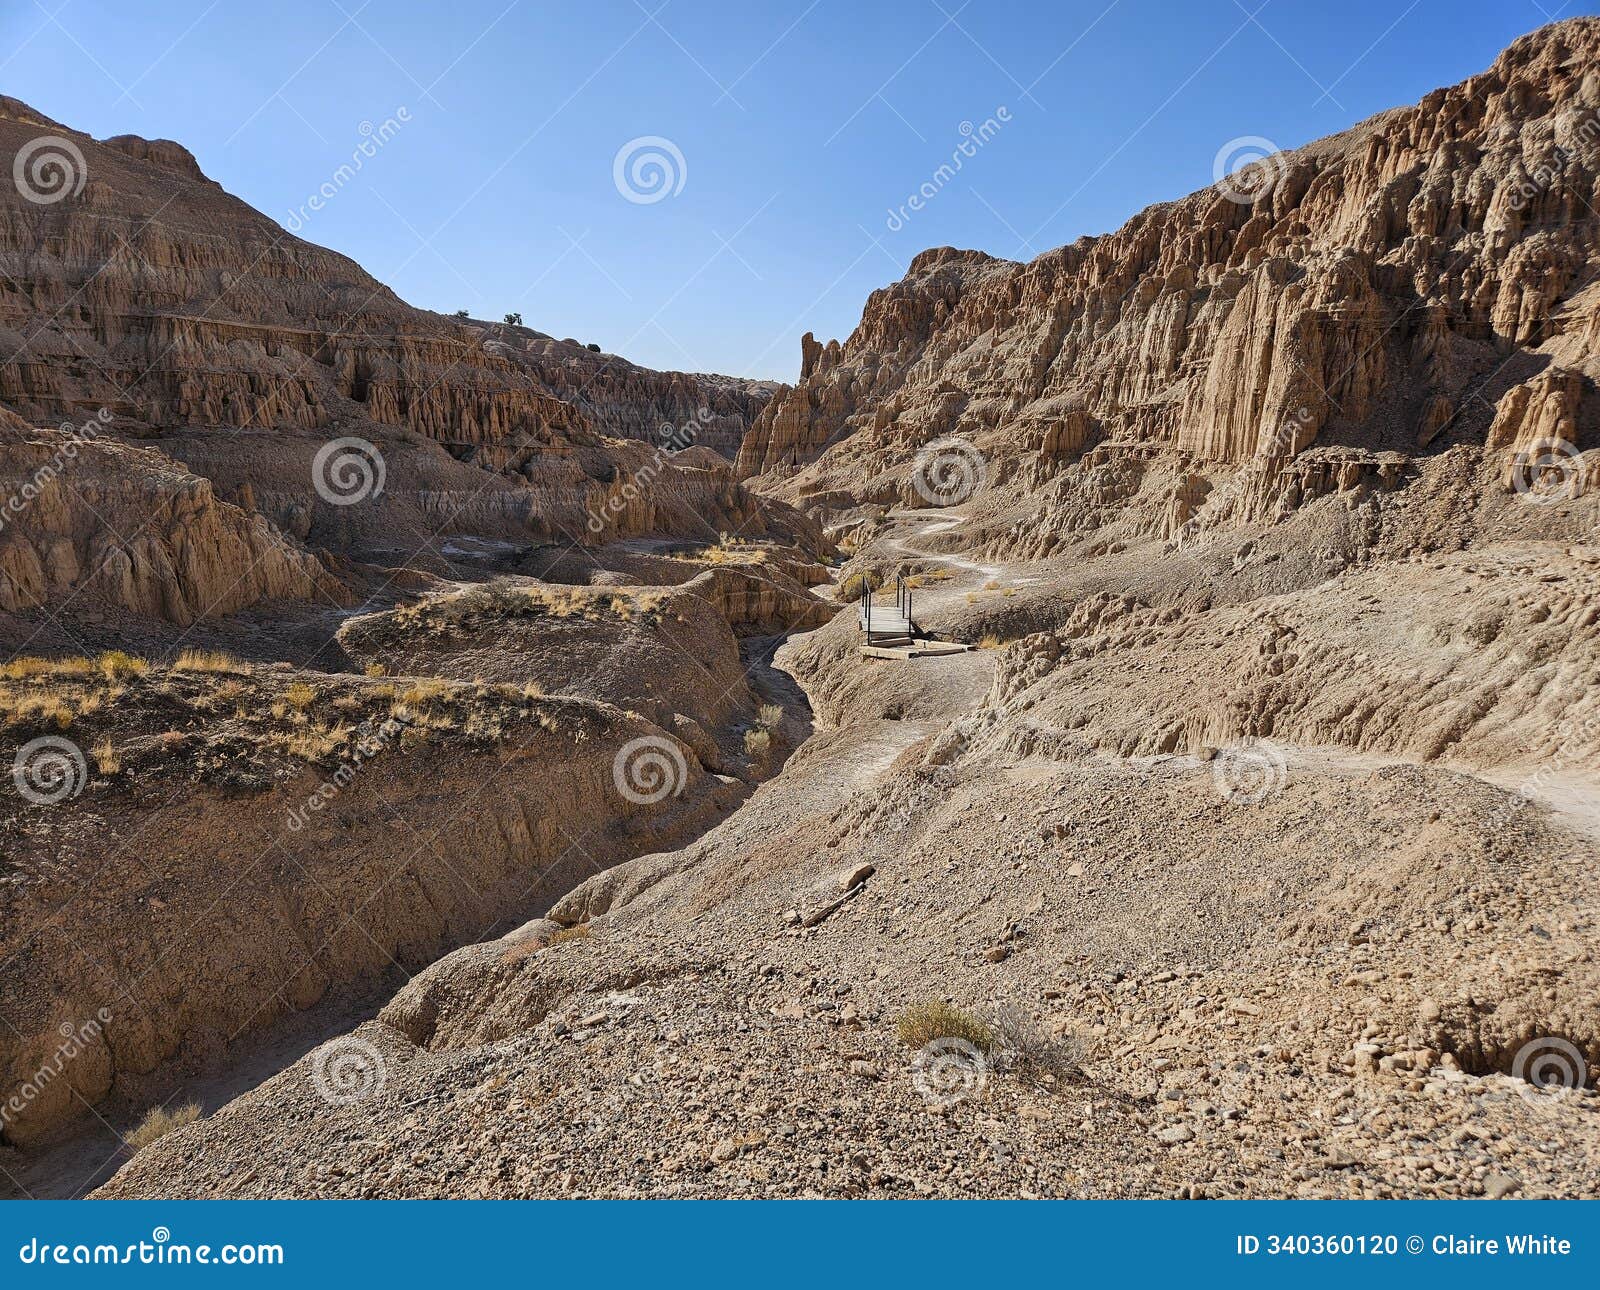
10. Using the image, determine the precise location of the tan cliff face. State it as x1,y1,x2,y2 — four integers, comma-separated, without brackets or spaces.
0,98,820,632
0,96,773,459
738,20,1600,549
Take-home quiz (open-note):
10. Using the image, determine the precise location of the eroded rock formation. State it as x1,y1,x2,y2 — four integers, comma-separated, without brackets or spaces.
739,21,1600,549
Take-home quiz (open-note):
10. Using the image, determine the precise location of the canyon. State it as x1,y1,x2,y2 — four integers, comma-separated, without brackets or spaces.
6,18,1600,1200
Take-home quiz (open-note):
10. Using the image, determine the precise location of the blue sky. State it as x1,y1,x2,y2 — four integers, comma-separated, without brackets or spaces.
2,0,1591,379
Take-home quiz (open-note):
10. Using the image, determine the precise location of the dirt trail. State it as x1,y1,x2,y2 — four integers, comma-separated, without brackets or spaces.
882,509,1006,604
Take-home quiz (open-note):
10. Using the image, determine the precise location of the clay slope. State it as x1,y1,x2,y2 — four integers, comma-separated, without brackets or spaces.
0,654,755,1150
739,19,1600,559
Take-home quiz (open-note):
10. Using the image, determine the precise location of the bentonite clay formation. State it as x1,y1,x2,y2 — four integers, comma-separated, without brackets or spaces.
4,20,1600,1204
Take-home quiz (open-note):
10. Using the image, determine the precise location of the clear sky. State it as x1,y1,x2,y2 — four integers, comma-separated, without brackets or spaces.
2,0,1592,380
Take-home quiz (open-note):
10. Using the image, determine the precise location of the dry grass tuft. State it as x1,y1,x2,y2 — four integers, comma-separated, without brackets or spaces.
756,703,783,729
547,923,592,946
279,723,351,761
96,651,149,679
401,679,451,704
1,656,94,680
172,648,250,674
126,1101,201,1151
744,727,772,759
896,1001,995,1053
284,681,317,710
91,735,119,774
836,570,882,602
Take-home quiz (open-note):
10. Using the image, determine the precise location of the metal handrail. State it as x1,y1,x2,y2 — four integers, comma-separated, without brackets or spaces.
859,575,916,644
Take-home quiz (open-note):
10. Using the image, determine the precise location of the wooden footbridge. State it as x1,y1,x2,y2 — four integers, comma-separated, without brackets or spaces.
857,574,971,659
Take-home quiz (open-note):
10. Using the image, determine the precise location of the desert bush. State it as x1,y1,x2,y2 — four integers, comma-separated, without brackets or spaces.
744,727,772,759
987,1004,1088,1085
9,693,75,730
547,923,592,946
126,1101,201,1151
836,569,882,603
756,703,783,728
401,679,451,704
897,1001,995,1052
363,662,387,678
